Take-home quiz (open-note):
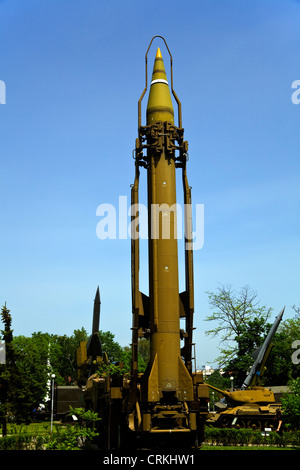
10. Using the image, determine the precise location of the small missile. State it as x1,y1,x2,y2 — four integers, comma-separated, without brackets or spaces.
92,285,101,335
241,307,285,389
87,286,102,359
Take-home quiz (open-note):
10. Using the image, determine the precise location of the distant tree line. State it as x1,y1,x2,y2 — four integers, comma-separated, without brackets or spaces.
1,283,299,426
0,304,149,426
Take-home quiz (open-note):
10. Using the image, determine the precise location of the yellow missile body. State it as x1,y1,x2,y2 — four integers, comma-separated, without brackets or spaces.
142,48,193,402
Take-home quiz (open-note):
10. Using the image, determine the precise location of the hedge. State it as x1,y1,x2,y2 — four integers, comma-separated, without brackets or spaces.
204,427,300,447
1,428,300,449
0,434,50,450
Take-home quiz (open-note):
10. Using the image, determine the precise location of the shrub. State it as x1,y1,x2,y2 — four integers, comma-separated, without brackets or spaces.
204,426,300,447
45,407,100,450
0,434,32,450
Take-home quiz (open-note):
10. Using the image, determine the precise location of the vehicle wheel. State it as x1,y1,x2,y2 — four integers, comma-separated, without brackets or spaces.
219,415,230,427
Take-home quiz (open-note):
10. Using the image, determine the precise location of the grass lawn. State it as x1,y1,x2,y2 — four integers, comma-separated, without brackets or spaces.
201,445,297,450
2,421,57,436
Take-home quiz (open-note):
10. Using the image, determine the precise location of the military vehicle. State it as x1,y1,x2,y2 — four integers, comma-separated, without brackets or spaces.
206,308,285,430
75,37,210,449
54,385,84,421
206,385,281,429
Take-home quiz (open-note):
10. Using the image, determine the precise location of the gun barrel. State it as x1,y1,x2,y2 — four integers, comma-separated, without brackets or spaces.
206,383,232,399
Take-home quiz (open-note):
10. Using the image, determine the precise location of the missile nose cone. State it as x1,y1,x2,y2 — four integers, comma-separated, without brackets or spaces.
156,47,162,59
94,285,100,303
146,47,174,125
92,286,101,334
279,306,285,318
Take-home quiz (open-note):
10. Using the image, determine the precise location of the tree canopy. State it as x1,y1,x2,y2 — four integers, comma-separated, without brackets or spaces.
0,304,151,423
204,284,300,385
1,288,299,424
204,284,272,365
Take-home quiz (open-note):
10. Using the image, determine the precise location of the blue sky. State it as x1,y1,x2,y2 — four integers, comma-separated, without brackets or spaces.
0,0,299,367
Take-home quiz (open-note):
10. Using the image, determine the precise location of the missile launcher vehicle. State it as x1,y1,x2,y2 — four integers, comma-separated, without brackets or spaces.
76,37,210,450
206,308,285,430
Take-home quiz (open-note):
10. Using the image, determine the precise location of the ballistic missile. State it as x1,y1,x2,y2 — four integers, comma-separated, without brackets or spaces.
86,286,102,358
92,285,101,334
241,307,285,389
131,45,194,405
145,47,192,401
128,38,209,441
76,286,102,381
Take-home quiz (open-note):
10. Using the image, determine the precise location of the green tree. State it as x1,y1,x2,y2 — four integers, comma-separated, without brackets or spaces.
204,284,272,366
121,345,148,374
45,407,100,450
51,328,89,384
2,322,142,424
278,315,300,379
13,332,52,420
205,370,231,404
0,305,36,425
264,330,295,385
12,329,88,421
259,312,300,385
281,378,300,430
0,303,13,435
99,330,124,362
291,304,300,317
225,317,271,386
138,338,150,364
11,327,126,419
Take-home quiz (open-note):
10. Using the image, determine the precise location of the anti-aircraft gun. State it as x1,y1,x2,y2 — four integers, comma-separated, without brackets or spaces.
206,307,285,429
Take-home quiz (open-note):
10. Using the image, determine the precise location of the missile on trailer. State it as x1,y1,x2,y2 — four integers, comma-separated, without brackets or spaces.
143,47,193,402
241,306,285,389
128,37,209,439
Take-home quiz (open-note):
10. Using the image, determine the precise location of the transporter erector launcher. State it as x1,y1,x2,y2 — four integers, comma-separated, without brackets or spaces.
128,36,209,443
76,37,209,449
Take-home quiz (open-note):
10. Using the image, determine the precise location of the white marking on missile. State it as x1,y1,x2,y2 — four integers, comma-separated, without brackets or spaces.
150,79,168,85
